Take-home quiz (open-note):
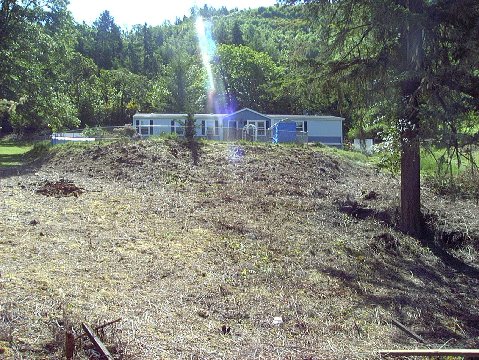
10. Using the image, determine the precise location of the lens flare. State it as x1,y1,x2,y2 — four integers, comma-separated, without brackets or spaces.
195,17,216,90
195,16,229,114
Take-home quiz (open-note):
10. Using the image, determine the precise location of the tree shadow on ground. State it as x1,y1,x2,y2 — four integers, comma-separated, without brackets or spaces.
338,199,479,279
318,242,479,346
0,153,24,166
0,155,49,179
418,235,479,279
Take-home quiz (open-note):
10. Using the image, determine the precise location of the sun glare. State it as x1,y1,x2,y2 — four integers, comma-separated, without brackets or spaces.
195,16,230,114
195,16,216,92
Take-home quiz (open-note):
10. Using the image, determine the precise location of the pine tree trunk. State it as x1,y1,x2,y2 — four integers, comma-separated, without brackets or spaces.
399,0,424,237
400,134,422,236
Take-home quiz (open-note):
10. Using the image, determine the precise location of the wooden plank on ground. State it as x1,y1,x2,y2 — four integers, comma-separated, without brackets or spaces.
81,323,114,360
378,349,479,358
76,318,122,340
390,319,426,344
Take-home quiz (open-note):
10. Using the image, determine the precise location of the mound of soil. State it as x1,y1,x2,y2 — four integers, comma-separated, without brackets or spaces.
36,179,84,197
1,138,478,359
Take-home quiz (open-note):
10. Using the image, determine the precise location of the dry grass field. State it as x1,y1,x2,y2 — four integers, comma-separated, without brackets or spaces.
1,138,478,359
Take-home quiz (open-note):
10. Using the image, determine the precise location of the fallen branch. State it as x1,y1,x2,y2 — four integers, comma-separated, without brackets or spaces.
75,318,122,341
391,319,426,344
81,323,114,360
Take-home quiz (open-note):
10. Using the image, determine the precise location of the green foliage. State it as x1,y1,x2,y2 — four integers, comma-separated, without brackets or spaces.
183,113,200,165
425,169,479,201
92,10,122,69
1,3,314,135
184,113,196,142
0,99,17,115
216,44,283,112
112,124,137,138
158,132,179,140
371,139,401,176
82,125,106,138
44,93,80,133
320,146,370,164
165,49,206,113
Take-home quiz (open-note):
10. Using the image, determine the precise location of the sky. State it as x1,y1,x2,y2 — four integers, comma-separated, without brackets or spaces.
68,0,278,29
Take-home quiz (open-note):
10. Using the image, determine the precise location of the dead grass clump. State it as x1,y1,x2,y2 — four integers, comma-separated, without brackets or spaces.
370,233,401,254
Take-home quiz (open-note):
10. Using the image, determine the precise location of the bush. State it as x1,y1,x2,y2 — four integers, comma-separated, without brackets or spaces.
425,170,479,201
113,125,137,138
370,139,401,175
82,125,106,138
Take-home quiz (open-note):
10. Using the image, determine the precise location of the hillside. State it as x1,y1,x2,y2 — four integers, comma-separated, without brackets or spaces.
0,139,478,359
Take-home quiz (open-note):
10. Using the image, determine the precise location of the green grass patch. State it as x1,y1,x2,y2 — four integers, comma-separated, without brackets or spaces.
0,140,35,167
319,146,371,164
421,147,479,177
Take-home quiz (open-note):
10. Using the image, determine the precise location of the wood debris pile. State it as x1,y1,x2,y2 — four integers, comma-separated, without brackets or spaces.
36,179,84,197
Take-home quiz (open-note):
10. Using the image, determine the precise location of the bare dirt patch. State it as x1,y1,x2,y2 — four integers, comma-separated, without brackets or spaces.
0,139,478,359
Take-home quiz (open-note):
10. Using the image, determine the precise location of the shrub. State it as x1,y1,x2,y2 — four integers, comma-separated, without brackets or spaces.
82,125,106,138
113,125,137,138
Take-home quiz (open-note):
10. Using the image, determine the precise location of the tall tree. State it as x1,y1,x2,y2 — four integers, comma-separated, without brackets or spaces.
92,10,122,69
165,46,206,113
283,0,479,236
142,24,158,77
216,44,283,112
1,0,81,134
231,21,244,45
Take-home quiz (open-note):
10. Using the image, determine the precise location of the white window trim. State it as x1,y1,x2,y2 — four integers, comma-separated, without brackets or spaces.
201,120,219,136
246,120,266,136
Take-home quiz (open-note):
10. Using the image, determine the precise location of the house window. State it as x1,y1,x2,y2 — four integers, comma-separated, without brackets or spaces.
246,120,266,136
296,121,307,132
201,120,219,136
136,119,153,135
175,122,184,135
140,126,149,136
171,120,184,135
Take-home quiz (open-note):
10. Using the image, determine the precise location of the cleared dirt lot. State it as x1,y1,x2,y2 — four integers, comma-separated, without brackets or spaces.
1,139,478,359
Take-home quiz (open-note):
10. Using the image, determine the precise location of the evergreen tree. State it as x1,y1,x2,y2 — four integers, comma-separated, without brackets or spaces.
142,24,158,77
231,21,244,45
282,0,479,236
92,10,123,69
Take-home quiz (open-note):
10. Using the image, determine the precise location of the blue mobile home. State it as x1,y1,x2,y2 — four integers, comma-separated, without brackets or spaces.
132,108,344,147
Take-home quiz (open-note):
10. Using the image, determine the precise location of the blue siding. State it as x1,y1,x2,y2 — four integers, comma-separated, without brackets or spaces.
308,136,342,144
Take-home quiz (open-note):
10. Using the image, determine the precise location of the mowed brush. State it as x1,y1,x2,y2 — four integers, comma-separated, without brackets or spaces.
0,139,478,359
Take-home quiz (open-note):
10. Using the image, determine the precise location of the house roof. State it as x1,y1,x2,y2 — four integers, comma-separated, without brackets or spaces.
133,113,223,120
133,109,344,122
222,108,271,121
267,114,345,122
